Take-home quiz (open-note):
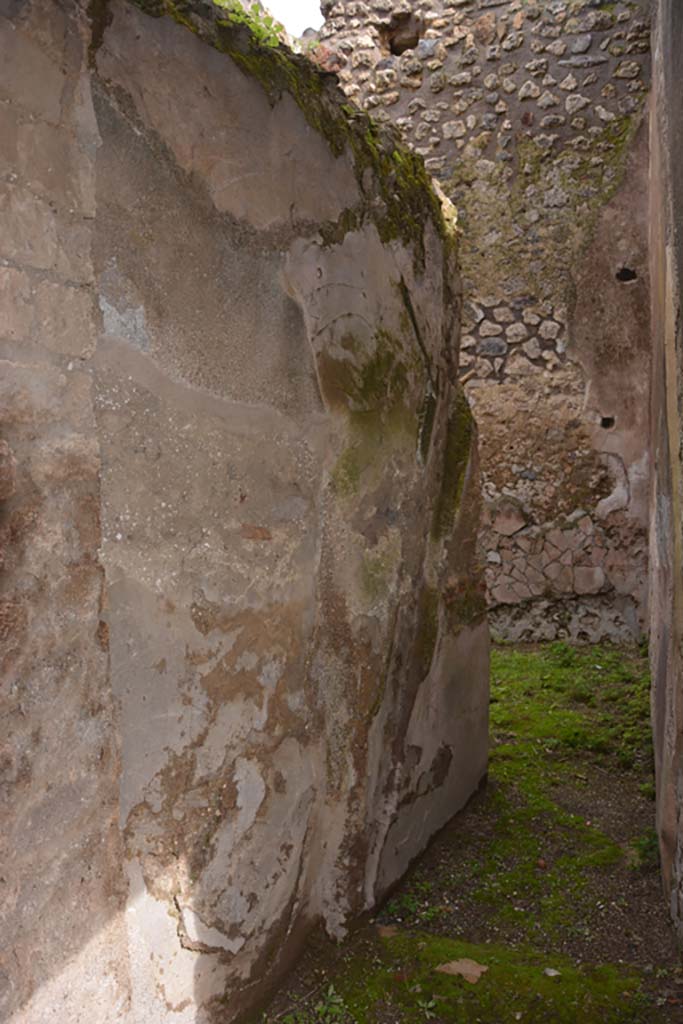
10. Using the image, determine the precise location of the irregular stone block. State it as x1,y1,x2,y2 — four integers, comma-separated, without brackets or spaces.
491,498,528,536
573,565,606,594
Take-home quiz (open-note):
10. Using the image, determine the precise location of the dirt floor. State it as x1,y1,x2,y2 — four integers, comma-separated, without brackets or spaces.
250,643,683,1024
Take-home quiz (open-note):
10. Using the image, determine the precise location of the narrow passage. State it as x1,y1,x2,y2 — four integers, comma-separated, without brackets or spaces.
255,644,683,1024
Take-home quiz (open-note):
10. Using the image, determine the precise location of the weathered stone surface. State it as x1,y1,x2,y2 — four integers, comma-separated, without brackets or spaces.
0,183,60,270
0,267,33,340
570,118,651,629
574,565,605,594
0,3,488,1022
649,0,683,942
0,439,16,501
490,497,527,536
34,282,96,357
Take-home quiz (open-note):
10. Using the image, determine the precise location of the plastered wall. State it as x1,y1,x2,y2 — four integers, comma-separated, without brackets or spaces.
648,0,683,943
0,1,488,1020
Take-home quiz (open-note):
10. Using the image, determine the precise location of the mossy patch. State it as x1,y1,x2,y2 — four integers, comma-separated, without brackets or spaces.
332,442,365,498
212,10,452,261
444,578,487,628
255,643,669,1024
361,532,401,606
262,930,648,1023
436,643,653,941
347,932,646,1023
371,643,655,948
431,388,473,540
415,585,440,678
213,0,285,46
326,330,421,497
331,403,418,498
361,552,391,604
317,329,417,414
417,389,437,465
557,114,639,210
128,0,455,263
490,642,652,771
445,107,645,303
129,0,197,28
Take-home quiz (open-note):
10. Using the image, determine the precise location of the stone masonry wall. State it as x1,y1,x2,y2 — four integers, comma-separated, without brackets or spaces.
317,0,652,642
0,1,488,1021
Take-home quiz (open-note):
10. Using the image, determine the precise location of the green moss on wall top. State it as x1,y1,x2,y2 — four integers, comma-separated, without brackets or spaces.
214,0,284,46
125,0,454,260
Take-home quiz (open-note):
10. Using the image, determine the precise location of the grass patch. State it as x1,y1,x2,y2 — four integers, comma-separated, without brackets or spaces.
269,931,649,1023
379,644,653,943
256,643,663,1024
490,642,652,771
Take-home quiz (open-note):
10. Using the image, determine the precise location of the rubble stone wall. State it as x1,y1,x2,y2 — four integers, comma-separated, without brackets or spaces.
318,0,651,642
0,1,488,1021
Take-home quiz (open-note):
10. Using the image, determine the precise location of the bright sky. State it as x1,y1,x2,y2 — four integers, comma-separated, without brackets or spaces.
265,0,324,36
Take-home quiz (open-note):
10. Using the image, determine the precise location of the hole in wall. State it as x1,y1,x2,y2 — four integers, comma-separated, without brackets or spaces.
616,266,637,283
380,12,425,56
601,416,616,430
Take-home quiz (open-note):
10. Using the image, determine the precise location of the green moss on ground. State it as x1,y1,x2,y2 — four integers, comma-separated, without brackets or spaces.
343,933,645,1024
393,643,653,944
263,929,649,1024
489,642,652,771
256,643,669,1024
